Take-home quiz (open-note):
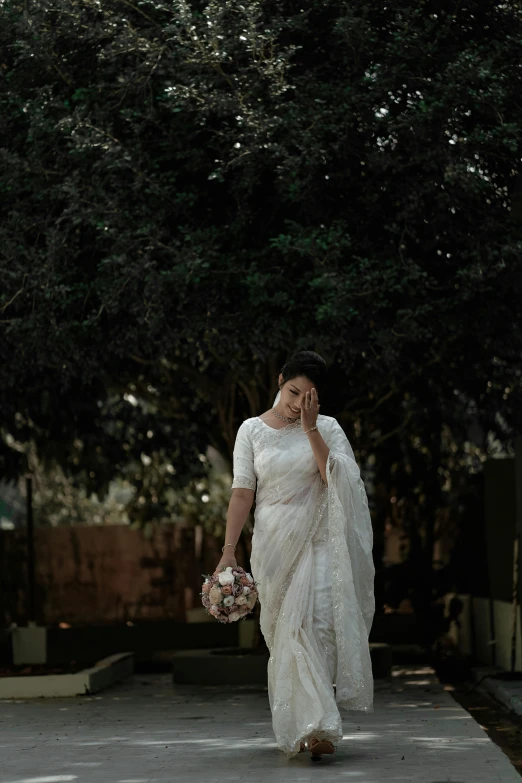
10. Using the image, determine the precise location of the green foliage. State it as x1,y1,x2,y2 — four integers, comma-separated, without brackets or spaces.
0,0,521,524
167,455,235,539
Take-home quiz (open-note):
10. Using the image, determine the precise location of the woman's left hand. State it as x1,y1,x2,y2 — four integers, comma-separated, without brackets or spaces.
301,388,320,431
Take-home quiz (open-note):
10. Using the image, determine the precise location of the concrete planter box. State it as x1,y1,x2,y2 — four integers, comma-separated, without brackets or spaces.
173,648,269,686
0,652,134,699
172,643,392,686
44,621,238,666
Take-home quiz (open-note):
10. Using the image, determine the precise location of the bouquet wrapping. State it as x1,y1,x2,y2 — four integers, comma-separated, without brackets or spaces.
201,566,259,623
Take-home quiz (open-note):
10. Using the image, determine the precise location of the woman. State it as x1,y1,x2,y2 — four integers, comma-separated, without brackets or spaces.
215,351,375,760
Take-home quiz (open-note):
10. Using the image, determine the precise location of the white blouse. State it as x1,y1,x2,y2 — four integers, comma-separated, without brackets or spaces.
231,414,355,497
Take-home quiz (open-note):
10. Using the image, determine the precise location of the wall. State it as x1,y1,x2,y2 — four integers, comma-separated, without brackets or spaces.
484,457,517,602
0,523,224,627
454,438,522,670
471,596,522,671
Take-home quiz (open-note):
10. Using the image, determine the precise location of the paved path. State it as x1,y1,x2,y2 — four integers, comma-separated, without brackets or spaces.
0,665,519,783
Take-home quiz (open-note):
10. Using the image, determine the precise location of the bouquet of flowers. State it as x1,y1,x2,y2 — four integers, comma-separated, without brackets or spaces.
200,566,259,623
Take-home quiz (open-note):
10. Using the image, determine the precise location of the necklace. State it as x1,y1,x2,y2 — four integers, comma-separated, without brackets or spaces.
272,406,300,424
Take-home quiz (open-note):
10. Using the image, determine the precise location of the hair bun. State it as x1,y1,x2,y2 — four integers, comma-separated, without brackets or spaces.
281,350,327,391
288,350,326,369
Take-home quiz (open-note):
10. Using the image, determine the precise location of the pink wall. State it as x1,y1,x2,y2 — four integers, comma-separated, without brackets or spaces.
1,523,225,626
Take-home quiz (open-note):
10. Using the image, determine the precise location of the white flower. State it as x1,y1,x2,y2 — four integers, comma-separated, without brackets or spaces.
242,586,250,595
228,611,240,622
218,571,235,585
236,595,247,605
223,596,234,607
246,573,254,583
225,566,233,571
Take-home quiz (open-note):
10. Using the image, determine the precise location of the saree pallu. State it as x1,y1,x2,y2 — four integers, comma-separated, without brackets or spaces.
233,415,375,758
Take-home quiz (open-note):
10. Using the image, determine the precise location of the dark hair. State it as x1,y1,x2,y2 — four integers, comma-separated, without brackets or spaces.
280,350,327,393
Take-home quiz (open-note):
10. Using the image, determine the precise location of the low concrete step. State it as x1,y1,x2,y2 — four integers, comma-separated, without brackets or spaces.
0,652,134,699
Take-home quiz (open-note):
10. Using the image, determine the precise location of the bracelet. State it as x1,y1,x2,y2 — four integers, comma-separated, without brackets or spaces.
304,426,318,435
221,543,236,553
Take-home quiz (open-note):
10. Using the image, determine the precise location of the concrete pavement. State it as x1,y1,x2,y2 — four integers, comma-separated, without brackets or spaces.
0,665,519,783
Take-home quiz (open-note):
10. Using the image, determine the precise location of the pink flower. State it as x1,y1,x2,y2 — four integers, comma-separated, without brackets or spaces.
202,582,210,594
221,585,233,595
209,605,220,617
240,576,250,586
228,611,240,622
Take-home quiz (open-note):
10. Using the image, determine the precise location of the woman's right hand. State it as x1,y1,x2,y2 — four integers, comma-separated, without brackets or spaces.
214,551,237,574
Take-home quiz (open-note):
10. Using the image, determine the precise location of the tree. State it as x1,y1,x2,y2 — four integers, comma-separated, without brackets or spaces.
0,0,521,534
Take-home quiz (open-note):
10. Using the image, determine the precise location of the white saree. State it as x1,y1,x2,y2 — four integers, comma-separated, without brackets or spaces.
231,412,375,758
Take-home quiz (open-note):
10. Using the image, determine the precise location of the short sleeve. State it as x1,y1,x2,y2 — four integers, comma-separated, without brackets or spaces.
231,420,257,491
